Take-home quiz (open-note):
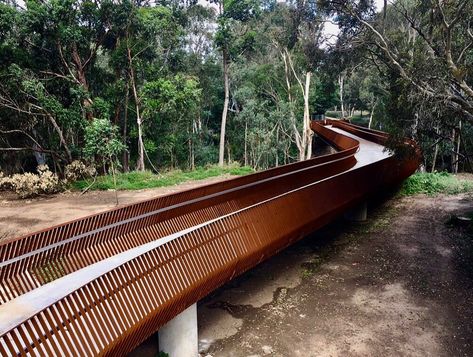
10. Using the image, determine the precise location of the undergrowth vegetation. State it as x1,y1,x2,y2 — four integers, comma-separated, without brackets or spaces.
400,172,473,196
0,165,62,198
71,164,254,191
0,161,96,198
0,163,252,198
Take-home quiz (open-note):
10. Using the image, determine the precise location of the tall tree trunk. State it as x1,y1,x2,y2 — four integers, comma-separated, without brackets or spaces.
219,48,230,167
127,44,145,171
431,126,439,172
275,129,279,167
454,121,462,173
280,49,303,160
244,119,248,167
122,81,130,172
451,128,456,173
46,113,72,162
71,43,93,121
284,143,289,165
304,72,313,160
368,100,377,129
190,122,195,170
338,74,345,117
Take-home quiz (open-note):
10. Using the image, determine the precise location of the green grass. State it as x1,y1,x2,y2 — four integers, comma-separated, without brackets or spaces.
350,115,369,126
325,111,342,118
71,164,254,191
399,172,473,196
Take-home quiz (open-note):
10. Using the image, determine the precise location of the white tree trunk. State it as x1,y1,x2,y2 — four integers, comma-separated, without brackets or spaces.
304,72,313,160
368,100,377,129
280,50,303,160
135,116,145,171
338,74,345,118
281,48,312,161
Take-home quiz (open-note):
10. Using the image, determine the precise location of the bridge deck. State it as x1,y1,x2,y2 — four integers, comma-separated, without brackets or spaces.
327,125,391,168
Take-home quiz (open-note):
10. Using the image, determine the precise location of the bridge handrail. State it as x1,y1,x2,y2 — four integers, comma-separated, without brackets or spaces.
0,123,359,304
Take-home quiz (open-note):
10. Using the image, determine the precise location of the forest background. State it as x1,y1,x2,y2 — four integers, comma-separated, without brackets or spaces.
0,0,472,186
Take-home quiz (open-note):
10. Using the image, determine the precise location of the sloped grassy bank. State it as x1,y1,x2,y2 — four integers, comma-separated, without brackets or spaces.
71,165,254,191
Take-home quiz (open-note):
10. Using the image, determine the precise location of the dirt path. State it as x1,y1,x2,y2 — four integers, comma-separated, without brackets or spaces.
198,192,473,357
0,175,234,241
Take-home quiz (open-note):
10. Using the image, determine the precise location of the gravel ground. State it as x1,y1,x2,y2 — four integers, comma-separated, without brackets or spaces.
0,175,235,241
197,191,473,357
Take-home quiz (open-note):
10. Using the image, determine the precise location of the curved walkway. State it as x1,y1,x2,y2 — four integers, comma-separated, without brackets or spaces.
0,120,418,356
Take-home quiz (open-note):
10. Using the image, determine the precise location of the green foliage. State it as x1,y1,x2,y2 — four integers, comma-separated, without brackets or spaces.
1,0,342,177
71,164,254,191
399,173,473,196
84,118,125,168
326,0,473,172
224,0,260,22
9,0,469,186
215,0,260,55
142,75,201,119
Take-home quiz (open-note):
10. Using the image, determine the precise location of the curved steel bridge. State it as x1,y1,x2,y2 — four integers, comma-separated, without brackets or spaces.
0,119,419,356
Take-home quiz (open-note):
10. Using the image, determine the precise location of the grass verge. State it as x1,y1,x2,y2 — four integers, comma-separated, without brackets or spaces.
71,164,254,191
399,172,473,196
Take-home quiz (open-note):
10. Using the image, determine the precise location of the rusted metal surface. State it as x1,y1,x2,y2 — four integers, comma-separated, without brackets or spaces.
0,120,419,356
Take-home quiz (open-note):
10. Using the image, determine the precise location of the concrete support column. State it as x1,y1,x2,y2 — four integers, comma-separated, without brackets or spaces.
345,201,367,222
159,304,198,357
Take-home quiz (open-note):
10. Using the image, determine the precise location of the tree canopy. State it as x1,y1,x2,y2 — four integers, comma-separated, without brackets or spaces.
0,0,472,176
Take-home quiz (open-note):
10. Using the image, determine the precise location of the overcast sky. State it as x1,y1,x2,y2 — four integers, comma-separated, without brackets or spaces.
323,0,386,43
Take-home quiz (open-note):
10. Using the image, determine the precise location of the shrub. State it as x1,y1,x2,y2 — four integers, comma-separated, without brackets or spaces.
84,118,124,171
64,160,96,182
400,172,473,196
9,165,63,198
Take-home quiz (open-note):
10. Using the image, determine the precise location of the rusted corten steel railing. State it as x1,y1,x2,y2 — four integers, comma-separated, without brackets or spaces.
0,123,359,303
0,121,419,356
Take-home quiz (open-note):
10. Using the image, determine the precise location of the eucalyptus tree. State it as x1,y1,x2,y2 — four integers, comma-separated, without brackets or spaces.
183,4,218,168
23,0,116,120
213,0,261,166
0,0,115,168
109,1,185,171
323,0,473,171
263,0,326,161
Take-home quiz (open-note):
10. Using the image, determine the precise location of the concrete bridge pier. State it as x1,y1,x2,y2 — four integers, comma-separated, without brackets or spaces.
345,201,368,222
158,303,198,357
